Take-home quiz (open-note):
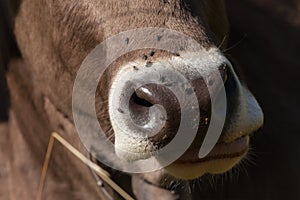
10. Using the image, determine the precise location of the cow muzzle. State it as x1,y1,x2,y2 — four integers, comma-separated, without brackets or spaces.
106,48,263,179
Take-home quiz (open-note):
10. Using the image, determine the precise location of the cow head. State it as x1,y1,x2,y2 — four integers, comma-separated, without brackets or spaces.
9,0,263,182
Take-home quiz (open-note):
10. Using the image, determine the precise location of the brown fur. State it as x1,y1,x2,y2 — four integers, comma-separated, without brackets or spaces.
3,0,230,199
2,0,299,199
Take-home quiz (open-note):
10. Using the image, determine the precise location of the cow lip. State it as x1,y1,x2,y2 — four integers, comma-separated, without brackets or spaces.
174,136,249,164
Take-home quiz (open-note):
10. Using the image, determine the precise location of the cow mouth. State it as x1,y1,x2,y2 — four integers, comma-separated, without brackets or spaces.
165,135,249,179
176,135,249,164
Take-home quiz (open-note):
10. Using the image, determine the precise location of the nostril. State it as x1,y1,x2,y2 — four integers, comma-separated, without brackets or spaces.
131,91,153,107
129,92,153,127
128,84,181,145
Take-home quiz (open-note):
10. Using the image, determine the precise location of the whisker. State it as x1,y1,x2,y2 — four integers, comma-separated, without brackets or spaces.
218,34,228,50
222,34,247,53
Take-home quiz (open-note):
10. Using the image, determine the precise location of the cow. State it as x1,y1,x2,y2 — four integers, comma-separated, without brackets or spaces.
8,0,300,199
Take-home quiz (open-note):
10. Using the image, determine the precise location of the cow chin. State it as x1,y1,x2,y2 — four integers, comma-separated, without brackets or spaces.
165,136,249,180
166,152,247,180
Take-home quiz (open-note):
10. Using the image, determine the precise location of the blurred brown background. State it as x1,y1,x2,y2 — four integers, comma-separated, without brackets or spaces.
195,0,300,199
